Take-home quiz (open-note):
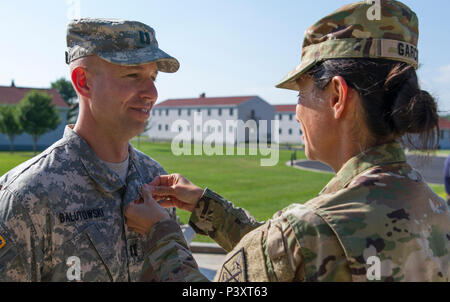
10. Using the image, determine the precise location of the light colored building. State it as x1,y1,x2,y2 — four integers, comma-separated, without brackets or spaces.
0,84,69,151
439,118,450,149
149,95,275,144
274,105,304,145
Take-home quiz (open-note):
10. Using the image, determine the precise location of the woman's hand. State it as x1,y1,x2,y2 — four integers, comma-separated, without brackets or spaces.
149,174,204,213
125,184,170,235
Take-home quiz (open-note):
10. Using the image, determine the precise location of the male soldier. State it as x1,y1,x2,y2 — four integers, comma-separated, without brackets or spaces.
0,18,179,281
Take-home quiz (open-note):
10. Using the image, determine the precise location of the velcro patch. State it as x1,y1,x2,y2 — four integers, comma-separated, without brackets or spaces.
216,248,247,282
0,234,5,249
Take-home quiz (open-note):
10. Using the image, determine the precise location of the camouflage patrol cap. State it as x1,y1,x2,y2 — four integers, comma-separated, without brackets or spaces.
66,18,180,73
276,0,419,91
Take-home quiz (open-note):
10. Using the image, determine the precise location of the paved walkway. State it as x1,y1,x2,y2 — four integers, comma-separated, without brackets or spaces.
291,155,446,185
193,253,226,281
182,227,226,281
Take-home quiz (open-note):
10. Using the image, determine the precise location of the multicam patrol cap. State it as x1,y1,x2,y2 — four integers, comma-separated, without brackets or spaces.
66,18,180,73
276,0,419,91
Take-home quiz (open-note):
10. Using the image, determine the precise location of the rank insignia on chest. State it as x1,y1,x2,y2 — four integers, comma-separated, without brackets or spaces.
217,248,247,282
0,234,5,249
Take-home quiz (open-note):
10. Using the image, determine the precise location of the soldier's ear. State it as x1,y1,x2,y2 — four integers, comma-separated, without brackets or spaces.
71,66,91,98
329,76,349,120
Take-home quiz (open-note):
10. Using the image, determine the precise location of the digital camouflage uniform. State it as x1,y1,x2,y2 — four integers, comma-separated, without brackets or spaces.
142,143,449,282
139,0,449,282
0,19,180,281
0,126,176,281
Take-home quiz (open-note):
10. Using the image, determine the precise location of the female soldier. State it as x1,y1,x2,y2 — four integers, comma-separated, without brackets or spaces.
125,0,449,282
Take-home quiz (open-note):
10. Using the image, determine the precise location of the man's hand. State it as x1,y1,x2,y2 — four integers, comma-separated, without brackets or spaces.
149,174,204,213
125,184,170,235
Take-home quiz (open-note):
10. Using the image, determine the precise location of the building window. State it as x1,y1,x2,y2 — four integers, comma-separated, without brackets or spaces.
230,108,234,115
208,109,211,116
441,130,445,140
179,127,182,133
229,126,234,133
159,110,162,116
218,108,222,116
178,109,182,116
197,108,201,113
289,129,292,135
279,114,282,120
300,129,303,135
187,109,191,116
165,125,169,131
166,109,169,116
279,129,282,135
158,124,162,131
289,114,293,121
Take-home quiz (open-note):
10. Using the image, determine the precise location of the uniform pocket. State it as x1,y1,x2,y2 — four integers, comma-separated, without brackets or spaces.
53,223,115,282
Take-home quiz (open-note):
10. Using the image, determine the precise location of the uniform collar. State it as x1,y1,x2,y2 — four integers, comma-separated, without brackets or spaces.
319,142,407,195
63,126,138,193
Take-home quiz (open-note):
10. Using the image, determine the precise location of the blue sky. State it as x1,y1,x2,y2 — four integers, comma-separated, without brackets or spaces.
1,0,450,114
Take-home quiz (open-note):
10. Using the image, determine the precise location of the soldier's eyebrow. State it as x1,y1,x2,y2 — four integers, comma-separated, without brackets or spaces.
124,66,145,71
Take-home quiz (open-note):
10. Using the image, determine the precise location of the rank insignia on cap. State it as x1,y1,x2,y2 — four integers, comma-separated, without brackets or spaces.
217,248,247,282
0,235,5,249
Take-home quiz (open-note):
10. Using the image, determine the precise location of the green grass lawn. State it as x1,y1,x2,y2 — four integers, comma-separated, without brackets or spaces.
0,152,36,176
0,142,446,243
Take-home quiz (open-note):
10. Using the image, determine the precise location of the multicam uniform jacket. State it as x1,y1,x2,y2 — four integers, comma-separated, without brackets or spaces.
0,126,175,281
142,142,449,282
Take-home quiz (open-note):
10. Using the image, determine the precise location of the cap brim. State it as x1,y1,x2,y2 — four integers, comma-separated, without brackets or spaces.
275,60,317,91
97,47,180,73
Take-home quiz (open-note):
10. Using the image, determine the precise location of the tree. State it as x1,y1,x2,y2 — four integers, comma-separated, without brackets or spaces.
51,78,78,124
17,91,61,154
0,105,23,153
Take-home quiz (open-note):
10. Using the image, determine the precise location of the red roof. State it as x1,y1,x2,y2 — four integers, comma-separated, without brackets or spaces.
439,118,450,130
0,86,68,108
275,105,296,112
156,96,256,108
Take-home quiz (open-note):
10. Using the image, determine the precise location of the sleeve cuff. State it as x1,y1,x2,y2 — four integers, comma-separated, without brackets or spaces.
188,188,221,235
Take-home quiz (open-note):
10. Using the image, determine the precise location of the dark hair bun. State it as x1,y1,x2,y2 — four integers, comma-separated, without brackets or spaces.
392,89,438,135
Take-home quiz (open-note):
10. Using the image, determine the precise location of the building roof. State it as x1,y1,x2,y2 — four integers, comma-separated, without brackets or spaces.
274,105,296,112
155,96,257,108
0,85,68,108
439,118,450,130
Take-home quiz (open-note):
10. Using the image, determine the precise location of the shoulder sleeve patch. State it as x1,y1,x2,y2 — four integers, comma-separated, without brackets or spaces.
216,248,247,282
